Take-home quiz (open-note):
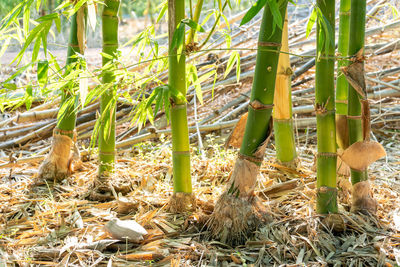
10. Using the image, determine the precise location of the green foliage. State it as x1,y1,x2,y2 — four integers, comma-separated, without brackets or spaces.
37,60,49,87
240,0,286,37
306,5,334,56
223,51,240,83
306,7,317,38
171,18,205,61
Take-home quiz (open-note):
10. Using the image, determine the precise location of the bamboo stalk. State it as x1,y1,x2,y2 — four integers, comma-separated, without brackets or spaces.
187,0,204,45
56,8,87,139
347,0,368,185
273,12,297,164
99,0,120,176
168,0,192,195
336,0,351,149
315,0,338,214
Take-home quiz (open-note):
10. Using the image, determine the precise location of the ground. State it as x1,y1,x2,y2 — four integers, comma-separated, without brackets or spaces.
0,129,400,266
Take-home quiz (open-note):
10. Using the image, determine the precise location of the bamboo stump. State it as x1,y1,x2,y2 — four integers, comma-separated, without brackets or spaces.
38,131,78,182
206,157,270,245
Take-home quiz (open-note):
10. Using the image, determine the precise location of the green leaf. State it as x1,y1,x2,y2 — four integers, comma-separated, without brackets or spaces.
224,51,240,79
25,85,33,110
182,18,205,32
154,87,164,116
170,22,185,61
23,4,30,35
3,83,17,90
187,64,203,105
36,0,42,12
236,54,241,83
0,0,30,32
240,0,267,26
32,37,41,62
37,60,49,87
306,7,317,38
318,8,335,52
57,96,74,122
1,64,31,85
156,1,168,23
36,13,59,22
163,87,171,122
0,37,11,59
267,0,283,29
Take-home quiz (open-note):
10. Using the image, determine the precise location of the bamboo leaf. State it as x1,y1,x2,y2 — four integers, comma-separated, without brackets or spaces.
0,0,30,32
224,51,239,79
240,0,267,26
221,12,231,31
171,22,185,61
3,83,17,90
25,85,33,110
188,64,203,105
163,87,171,122
236,54,241,83
0,37,11,58
37,60,49,87
154,87,164,116
182,18,205,32
267,0,283,29
306,7,317,38
41,22,52,57
57,96,75,122
31,38,41,62
156,1,168,23
36,13,59,22
1,64,32,85
147,105,154,125
36,0,42,12
318,8,334,52
23,4,30,35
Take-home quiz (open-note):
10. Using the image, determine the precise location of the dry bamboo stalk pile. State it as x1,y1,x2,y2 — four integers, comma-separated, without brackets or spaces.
0,1,399,265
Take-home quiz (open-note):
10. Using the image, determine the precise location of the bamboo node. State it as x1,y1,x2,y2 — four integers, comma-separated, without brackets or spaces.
258,41,281,47
171,103,186,110
99,150,116,156
317,186,337,194
317,152,337,158
249,100,273,110
54,128,75,136
173,151,190,156
285,67,293,75
347,115,362,120
238,153,263,164
315,108,335,115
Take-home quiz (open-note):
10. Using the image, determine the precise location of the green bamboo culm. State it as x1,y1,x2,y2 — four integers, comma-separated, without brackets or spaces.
168,0,192,194
57,8,87,138
187,0,204,44
347,0,368,185
239,1,288,161
315,0,338,214
273,13,297,164
335,0,351,149
99,0,120,176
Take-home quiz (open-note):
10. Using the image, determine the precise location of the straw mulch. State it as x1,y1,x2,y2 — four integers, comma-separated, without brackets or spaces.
0,132,399,266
